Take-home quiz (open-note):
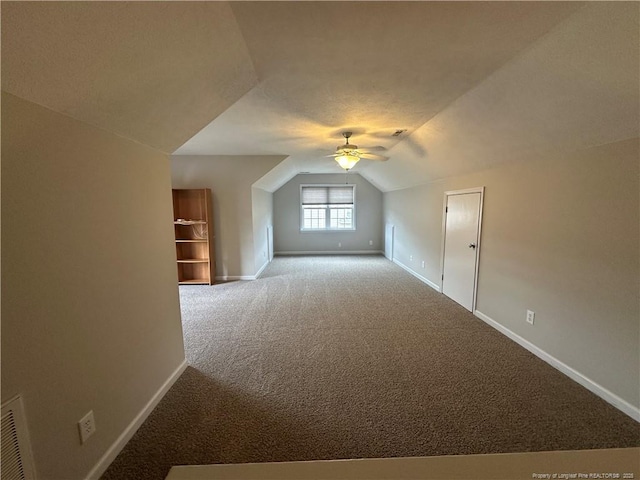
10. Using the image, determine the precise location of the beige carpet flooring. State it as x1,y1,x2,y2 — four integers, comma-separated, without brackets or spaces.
101,255,639,480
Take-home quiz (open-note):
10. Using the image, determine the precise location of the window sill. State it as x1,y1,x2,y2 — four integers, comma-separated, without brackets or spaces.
300,229,356,233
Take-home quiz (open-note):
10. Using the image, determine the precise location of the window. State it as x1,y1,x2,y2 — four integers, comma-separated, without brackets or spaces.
301,185,355,231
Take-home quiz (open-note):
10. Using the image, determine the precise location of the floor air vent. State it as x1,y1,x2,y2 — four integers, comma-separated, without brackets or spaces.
1,395,36,480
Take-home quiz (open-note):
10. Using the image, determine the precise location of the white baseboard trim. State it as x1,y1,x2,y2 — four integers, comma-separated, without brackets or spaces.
215,275,256,281
393,259,441,293
254,260,269,279
275,250,384,256
85,359,188,480
474,310,640,423
215,261,270,282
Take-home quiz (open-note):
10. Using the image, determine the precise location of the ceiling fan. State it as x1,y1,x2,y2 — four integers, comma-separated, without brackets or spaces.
327,132,389,171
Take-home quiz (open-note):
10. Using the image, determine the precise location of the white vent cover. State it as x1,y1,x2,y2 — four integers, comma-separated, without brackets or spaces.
1,395,36,480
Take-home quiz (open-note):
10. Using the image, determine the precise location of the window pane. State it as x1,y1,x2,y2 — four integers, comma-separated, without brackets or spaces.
329,207,353,229
302,195,354,231
303,207,328,230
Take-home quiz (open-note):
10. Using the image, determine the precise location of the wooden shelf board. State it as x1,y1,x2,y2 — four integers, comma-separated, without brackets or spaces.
177,259,209,263
176,239,208,243
174,220,207,225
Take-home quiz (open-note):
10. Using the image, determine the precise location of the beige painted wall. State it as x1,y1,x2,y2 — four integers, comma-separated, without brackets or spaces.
171,155,284,279
383,183,444,281
1,93,185,479
384,138,640,408
273,173,383,253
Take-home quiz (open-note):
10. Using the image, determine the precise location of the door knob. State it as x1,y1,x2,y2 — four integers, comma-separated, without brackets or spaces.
468,243,476,249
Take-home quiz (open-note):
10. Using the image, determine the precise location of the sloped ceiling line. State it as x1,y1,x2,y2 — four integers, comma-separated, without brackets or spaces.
4,2,637,193
361,1,639,192
177,1,588,191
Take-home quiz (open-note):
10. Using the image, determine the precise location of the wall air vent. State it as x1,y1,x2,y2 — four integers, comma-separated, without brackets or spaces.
392,129,407,137
1,395,36,480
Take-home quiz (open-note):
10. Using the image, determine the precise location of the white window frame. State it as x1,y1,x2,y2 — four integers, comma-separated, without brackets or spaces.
300,184,356,232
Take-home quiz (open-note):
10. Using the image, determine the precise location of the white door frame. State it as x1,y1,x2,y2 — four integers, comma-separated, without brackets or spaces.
440,187,485,312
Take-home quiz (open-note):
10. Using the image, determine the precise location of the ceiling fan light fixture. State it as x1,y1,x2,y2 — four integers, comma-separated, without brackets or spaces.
335,154,360,171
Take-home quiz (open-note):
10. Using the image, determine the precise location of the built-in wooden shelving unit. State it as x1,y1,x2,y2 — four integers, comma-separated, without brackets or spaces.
172,189,215,285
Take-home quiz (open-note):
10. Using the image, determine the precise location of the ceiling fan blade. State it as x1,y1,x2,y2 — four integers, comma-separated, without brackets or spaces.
360,153,389,162
359,145,387,152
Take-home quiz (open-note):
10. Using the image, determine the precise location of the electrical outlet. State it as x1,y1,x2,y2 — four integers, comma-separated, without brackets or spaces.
410,255,413,261
421,260,425,268
338,242,342,248
78,410,96,444
369,240,373,246
526,310,535,325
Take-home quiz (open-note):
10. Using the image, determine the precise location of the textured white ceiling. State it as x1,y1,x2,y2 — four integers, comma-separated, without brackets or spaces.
176,1,586,190
3,2,638,192
1,2,257,153
361,1,640,192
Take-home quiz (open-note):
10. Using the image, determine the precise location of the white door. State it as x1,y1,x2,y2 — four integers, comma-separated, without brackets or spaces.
442,191,483,311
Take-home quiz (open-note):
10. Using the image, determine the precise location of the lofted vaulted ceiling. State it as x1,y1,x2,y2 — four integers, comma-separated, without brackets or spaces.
2,1,257,153
3,2,638,192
